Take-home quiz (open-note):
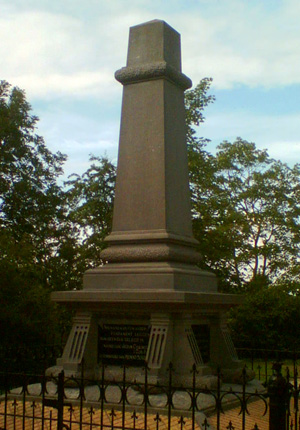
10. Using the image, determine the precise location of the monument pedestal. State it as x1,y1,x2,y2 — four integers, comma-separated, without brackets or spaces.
83,261,218,292
51,290,243,383
51,20,243,383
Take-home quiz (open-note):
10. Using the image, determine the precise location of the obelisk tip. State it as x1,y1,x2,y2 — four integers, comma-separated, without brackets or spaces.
127,19,182,71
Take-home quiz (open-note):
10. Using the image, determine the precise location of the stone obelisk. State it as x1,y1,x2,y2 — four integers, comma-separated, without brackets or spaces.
52,20,242,383
84,19,216,292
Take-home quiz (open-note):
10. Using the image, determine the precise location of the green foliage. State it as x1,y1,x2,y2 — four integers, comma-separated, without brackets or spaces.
0,81,71,370
0,81,66,232
185,80,300,293
228,288,300,351
185,77,215,147
65,155,116,269
190,138,300,292
0,80,68,286
0,255,66,372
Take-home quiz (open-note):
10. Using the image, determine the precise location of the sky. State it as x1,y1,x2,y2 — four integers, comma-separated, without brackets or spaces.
2,0,300,179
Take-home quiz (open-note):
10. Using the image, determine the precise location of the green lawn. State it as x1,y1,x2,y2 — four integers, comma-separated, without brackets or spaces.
243,359,298,383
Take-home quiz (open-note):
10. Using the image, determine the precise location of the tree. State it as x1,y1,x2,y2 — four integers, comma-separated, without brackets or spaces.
228,287,300,351
184,80,300,350
185,77,215,148
65,155,116,271
0,81,72,370
190,138,300,292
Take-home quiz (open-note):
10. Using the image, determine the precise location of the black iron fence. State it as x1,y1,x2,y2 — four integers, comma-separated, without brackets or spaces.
237,348,300,383
0,343,64,374
0,362,298,430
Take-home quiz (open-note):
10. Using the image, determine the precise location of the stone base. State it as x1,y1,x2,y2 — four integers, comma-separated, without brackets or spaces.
51,290,243,384
51,289,243,311
83,262,218,292
46,364,251,388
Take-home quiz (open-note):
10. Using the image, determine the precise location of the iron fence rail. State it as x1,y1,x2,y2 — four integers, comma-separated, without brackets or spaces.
0,364,276,430
237,348,300,384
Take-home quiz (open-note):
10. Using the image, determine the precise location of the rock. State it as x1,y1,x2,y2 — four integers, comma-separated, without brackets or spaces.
222,368,256,384
196,375,220,390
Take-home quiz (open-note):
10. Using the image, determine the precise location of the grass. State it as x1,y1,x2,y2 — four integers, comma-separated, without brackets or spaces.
243,359,298,383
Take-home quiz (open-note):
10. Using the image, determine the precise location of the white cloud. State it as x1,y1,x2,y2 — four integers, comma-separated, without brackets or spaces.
0,7,125,99
2,0,300,97
268,141,300,164
174,3,300,89
9,72,117,99
1,11,85,72
1,0,300,171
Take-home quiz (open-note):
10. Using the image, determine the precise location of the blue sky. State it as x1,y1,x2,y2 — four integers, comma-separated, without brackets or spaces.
2,0,300,179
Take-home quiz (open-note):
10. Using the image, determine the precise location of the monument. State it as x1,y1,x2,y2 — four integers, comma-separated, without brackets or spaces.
51,19,243,383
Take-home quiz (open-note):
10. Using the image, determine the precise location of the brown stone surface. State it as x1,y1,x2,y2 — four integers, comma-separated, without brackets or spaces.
78,19,218,292
51,19,243,381
52,289,243,310
83,262,218,291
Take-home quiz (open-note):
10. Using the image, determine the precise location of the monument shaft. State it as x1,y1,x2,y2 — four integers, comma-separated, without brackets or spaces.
112,79,192,238
84,21,216,291
99,20,201,269
112,20,192,239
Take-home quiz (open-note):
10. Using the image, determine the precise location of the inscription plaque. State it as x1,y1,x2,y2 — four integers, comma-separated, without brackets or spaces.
98,324,150,365
192,324,210,363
